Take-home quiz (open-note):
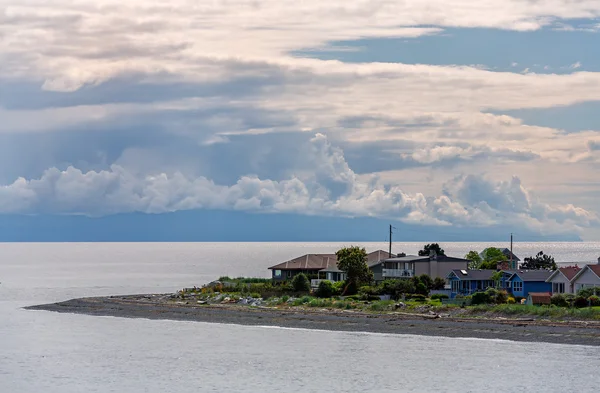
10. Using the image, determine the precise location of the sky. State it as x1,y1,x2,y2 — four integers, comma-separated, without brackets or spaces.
1,1,600,241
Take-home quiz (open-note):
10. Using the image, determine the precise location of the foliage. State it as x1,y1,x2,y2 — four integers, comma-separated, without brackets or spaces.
471,291,491,305
480,248,508,269
418,243,446,256
507,297,516,304
418,274,434,290
291,273,311,292
487,288,508,304
466,304,600,320
415,282,428,296
574,296,588,308
378,279,416,299
315,280,335,298
551,294,569,307
218,276,271,284
521,251,557,271
577,287,600,298
336,246,374,293
406,294,427,302
432,277,446,290
465,250,482,269
430,294,449,300
589,295,600,307
490,271,504,288
332,281,345,296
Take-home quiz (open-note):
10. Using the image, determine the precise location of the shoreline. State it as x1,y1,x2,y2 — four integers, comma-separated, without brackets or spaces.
26,294,600,346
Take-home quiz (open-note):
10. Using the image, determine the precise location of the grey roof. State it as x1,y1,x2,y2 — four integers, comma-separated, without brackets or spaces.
448,269,497,280
383,255,430,263
508,270,553,282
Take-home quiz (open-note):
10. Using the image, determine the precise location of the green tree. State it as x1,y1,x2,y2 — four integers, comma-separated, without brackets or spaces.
465,250,482,269
336,246,374,294
291,273,310,292
432,277,446,290
480,248,508,269
418,274,434,290
418,243,446,256
490,271,504,288
521,251,557,271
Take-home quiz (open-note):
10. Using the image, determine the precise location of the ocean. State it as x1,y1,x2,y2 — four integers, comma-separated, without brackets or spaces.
1,242,599,392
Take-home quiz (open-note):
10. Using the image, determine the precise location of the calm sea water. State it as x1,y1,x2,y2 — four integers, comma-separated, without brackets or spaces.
1,242,600,392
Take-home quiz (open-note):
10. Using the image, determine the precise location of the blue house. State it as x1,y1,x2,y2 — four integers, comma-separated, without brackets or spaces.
506,270,552,298
447,269,516,298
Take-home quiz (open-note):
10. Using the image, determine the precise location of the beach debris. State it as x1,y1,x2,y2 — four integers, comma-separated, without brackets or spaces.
394,302,406,309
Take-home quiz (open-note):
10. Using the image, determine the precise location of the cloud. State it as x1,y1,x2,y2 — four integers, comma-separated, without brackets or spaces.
571,61,582,69
1,134,596,237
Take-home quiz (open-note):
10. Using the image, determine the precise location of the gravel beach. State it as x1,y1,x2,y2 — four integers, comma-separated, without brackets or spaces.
26,295,600,346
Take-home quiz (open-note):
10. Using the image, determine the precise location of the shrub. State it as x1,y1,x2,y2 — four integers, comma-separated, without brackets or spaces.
485,288,508,304
588,295,600,307
471,291,491,305
430,294,449,300
577,287,600,298
507,297,516,304
291,273,310,292
250,292,261,299
551,294,568,307
574,296,588,308
415,282,428,296
315,280,335,298
563,294,576,307
332,281,345,296
406,294,427,302
432,277,447,290
379,279,416,299
418,274,434,290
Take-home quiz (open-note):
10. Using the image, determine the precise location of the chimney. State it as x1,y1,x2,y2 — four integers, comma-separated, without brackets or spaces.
597,256,600,264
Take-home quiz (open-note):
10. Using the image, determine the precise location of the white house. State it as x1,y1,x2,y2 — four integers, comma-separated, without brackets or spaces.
545,266,582,294
571,264,600,293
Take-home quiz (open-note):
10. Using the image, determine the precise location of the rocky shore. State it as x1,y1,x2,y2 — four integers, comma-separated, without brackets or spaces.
26,294,600,346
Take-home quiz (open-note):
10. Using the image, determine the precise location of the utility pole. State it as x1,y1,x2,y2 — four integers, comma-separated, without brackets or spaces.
510,233,514,269
389,224,393,257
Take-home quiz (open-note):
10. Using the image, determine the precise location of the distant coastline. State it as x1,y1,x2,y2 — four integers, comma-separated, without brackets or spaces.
27,295,600,346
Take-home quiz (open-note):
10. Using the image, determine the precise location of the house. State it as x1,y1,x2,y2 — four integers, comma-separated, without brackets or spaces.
545,266,582,294
526,292,552,306
268,250,393,285
447,269,498,298
370,253,469,283
571,264,600,293
506,270,552,298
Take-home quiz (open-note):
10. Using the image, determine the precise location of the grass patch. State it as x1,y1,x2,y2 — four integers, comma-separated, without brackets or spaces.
467,304,600,320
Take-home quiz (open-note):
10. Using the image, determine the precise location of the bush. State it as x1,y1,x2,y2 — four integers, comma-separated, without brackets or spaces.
551,294,569,307
379,279,416,299
588,295,600,307
432,277,446,290
332,281,345,296
315,280,335,298
507,297,516,304
415,282,428,296
577,287,600,298
430,294,449,300
418,274,434,290
406,294,426,302
485,288,508,304
574,296,588,308
291,273,310,292
471,291,491,305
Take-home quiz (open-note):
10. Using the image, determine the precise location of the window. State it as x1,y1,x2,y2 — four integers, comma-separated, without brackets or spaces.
552,282,565,293
513,281,523,292
274,270,282,278
451,280,460,293
286,270,292,278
